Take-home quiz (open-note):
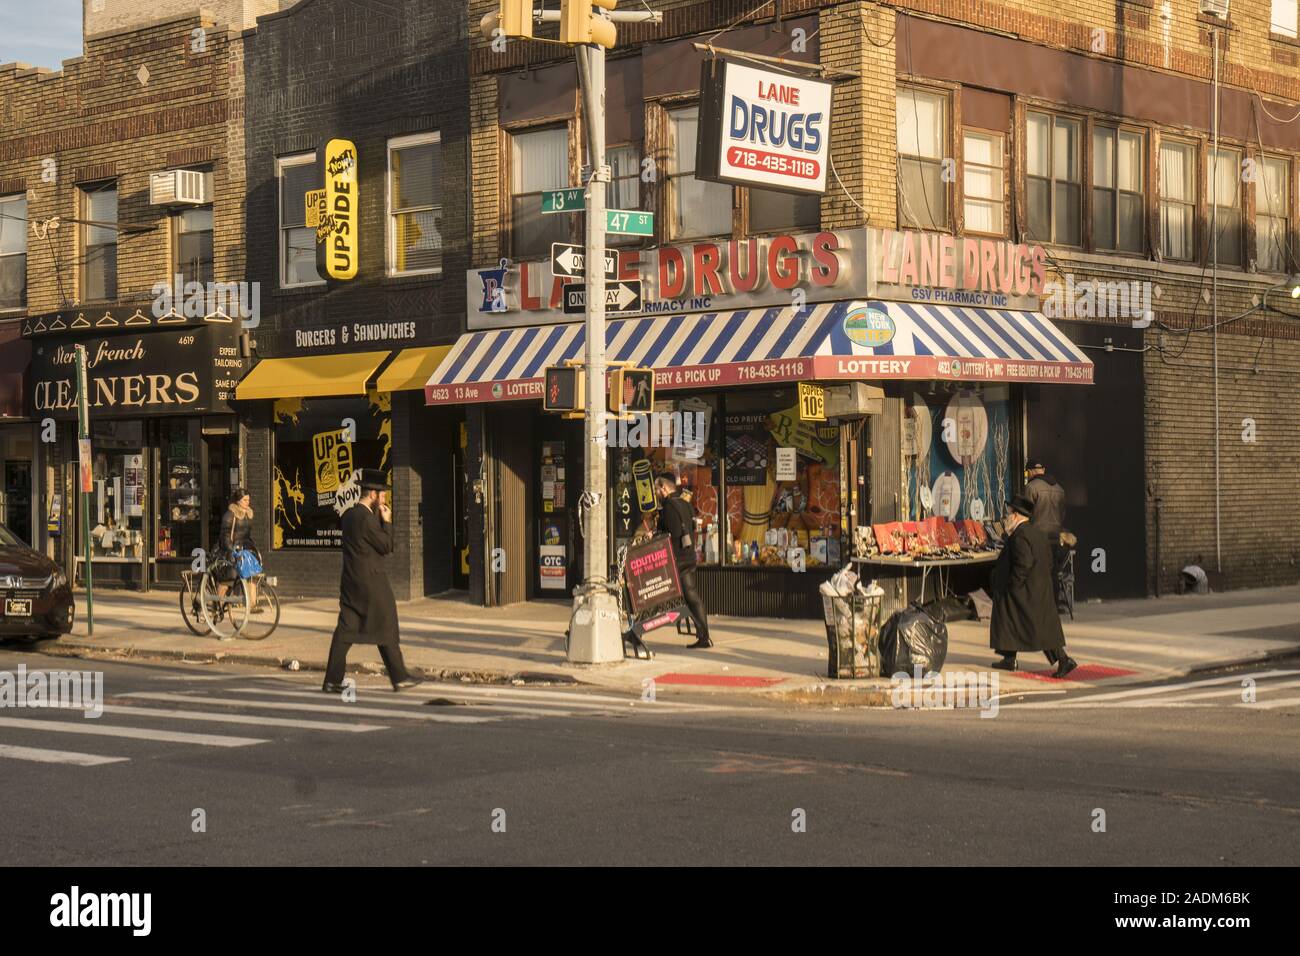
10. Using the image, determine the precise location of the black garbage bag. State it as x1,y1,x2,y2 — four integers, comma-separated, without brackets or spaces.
880,604,949,675
920,594,977,623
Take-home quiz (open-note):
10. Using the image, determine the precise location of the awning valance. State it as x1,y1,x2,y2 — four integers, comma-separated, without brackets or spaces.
235,351,390,401
375,345,453,393
424,301,1093,405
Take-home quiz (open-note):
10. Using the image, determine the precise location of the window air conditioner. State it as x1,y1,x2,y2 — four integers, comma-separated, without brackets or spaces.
149,169,211,206
1199,0,1229,19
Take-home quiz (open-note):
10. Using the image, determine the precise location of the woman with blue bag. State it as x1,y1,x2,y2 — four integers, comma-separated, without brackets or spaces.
218,488,262,623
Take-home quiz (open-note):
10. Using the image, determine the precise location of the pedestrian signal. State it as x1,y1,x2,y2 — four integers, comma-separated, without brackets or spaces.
543,366,584,414
609,366,654,414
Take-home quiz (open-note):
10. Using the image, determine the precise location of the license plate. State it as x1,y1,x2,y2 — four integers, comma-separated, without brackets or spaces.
4,598,32,616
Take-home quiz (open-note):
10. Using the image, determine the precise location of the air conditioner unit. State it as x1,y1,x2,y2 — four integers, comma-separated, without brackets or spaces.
1199,0,1229,19
149,169,211,206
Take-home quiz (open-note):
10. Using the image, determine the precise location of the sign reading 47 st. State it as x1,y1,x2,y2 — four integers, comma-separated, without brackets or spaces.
563,281,643,315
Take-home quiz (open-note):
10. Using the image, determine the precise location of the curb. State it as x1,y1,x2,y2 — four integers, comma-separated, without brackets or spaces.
1186,646,1300,675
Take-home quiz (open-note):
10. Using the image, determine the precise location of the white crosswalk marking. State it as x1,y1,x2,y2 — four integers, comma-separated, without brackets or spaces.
1004,670,1300,710
120,692,502,723
99,704,387,733
223,683,715,714
0,743,130,766
0,715,267,747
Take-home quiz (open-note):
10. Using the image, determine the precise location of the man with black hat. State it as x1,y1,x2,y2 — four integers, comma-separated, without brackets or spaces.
989,493,1078,677
1024,459,1066,541
655,471,712,649
322,469,423,693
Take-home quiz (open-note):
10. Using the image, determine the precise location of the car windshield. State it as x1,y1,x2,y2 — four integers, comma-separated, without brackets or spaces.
0,524,25,548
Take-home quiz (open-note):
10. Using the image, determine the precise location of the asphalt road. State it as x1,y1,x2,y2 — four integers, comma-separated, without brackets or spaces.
1,648,1296,866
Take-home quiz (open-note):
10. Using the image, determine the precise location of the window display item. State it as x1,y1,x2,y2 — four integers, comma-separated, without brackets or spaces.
943,389,988,466
931,471,961,519
903,394,931,457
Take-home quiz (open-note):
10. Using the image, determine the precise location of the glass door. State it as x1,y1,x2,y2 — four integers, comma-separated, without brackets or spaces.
3,459,31,545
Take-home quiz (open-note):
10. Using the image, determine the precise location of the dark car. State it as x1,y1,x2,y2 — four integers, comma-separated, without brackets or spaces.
0,523,74,639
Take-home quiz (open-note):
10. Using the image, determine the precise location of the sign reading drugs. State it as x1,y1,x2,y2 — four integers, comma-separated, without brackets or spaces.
697,57,832,196
316,139,358,281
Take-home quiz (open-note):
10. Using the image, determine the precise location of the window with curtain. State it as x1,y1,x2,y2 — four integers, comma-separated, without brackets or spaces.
607,143,641,246
1159,140,1196,261
1209,145,1243,266
278,153,322,287
1272,0,1298,38
750,185,820,234
1257,155,1290,274
1025,111,1081,246
962,130,1004,236
0,194,25,310
511,127,570,259
177,207,213,285
668,106,732,239
389,133,442,274
897,87,948,230
1092,127,1145,254
81,183,118,301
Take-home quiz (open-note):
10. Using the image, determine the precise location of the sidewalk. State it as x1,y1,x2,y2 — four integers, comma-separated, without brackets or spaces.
39,584,1300,701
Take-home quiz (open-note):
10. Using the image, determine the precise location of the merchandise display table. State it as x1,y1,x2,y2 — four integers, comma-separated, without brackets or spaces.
853,552,999,605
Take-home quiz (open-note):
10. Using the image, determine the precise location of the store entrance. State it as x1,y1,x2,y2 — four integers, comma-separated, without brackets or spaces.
3,459,31,545
532,415,583,597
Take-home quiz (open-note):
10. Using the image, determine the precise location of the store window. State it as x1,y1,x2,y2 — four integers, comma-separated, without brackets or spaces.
388,132,442,275
749,186,819,235
278,152,322,288
723,390,841,569
1257,155,1291,274
0,194,26,310
962,130,1005,236
1159,139,1197,261
1092,126,1145,254
157,419,202,560
81,183,118,302
897,86,949,231
83,420,145,561
668,106,732,240
1209,144,1244,266
1025,111,1081,246
511,127,570,260
271,391,392,549
1273,0,1298,38
176,207,214,286
607,143,642,247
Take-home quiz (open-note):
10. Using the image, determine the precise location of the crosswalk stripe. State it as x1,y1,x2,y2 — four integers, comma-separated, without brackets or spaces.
1150,678,1300,705
0,716,267,747
0,743,130,766
229,685,641,713
100,704,387,733
235,682,717,711
1009,670,1300,708
1242,695,1300,711
119,692,502,724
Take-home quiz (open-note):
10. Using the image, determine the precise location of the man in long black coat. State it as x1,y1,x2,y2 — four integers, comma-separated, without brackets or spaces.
990,494,1078,678
322,469,422,693
655,471,712,649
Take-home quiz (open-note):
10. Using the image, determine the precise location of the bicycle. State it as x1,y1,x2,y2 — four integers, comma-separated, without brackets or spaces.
178,548,279,640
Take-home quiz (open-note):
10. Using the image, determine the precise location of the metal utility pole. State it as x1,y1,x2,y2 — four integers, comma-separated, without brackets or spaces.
74,344,94,636
1211,26,1221,574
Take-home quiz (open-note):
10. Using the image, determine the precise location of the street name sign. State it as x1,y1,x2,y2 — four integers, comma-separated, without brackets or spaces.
606,209,654,236
542,188,585,213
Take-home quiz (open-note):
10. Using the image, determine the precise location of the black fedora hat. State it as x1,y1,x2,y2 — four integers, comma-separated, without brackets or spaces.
357,468,388,491
1006,493,1033,518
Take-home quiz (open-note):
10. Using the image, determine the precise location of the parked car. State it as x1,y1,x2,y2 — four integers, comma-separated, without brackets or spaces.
0,523,74,639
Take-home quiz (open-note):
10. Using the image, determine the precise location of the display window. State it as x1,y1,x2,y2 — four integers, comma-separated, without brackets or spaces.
157,419,202,560
904,384,1015,524
83,421,146,561
271,391,392,549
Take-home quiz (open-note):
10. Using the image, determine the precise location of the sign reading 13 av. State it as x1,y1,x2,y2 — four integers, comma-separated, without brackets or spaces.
316,138,359,281
696,57,832,196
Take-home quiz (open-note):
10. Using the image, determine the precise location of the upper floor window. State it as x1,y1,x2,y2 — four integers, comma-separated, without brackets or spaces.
1272,0,1298,38
1209,144,1243,266
1257,155,1291,274
749,185,819,235
962,130,1005,236
1025,110,1081,246
176,207,213,286
607,143,642,246
388,132,442,275
668,106,732,240
278,153,322,288
1092,126,1145,255
511,127,570,260
81,183,118,302
1159,139,1196,261
897,87,948,231
0,194,26,310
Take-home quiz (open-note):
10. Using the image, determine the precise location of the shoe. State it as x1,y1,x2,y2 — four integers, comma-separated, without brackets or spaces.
321,681,348,694
686,637,714,649
1053,657,1079,679
990,657,1017,671
392,677,424,691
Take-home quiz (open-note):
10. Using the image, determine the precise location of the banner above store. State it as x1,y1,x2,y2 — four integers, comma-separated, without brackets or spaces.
468,228,1046,330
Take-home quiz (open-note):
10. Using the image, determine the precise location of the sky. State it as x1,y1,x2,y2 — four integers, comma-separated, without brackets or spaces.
0,0,83,70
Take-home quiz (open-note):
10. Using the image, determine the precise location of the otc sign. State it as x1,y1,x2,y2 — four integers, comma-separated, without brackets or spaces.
696,57,832,196
316,139,358,280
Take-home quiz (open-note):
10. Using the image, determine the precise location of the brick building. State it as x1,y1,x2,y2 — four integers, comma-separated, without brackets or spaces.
434,0,1300,617
0,0,279,588
235,0,471,601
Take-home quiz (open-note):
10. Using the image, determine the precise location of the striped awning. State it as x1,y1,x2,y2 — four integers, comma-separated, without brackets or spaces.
425,301,1093,405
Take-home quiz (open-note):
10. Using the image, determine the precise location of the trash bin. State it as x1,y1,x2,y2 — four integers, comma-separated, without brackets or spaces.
821,589,883,679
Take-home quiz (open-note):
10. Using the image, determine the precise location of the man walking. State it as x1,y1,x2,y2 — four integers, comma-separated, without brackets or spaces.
322,469,423,693
655,471,711,649
1025,458,1069,607
989,493,1077,677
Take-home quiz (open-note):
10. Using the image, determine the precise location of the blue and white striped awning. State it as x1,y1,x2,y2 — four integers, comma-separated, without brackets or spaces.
425,301,1092,404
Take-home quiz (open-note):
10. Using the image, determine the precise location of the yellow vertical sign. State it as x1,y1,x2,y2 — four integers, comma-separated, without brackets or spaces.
798,382,826,421
319,139,358,280
305,189,325,229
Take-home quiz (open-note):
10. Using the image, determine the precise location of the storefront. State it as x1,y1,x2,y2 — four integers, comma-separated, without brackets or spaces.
438,228,1093,617
24,314,247,587
0,320,34,546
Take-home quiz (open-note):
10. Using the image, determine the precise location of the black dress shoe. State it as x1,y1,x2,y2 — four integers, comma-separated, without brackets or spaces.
321,681,348,694
1054,657,1079,679
990,657,1017,671
686,637,714,649
392,676,424,691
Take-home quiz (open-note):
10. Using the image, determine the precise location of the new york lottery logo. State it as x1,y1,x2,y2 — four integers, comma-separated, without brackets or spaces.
843,306,895,347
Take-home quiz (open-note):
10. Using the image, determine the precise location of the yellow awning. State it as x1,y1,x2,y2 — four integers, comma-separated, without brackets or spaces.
375,345,453,393
235,351,390,401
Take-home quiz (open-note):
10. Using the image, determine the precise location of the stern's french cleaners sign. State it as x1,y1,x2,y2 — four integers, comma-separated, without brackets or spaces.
696,57,832,196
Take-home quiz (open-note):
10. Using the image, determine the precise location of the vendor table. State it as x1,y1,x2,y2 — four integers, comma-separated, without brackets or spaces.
853,552,999,606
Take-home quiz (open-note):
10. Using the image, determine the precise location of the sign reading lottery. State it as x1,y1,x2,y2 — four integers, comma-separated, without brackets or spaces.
697,57,832,196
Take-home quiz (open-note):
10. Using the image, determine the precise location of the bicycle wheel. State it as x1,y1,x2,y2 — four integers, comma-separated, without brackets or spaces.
200,572,248,639
239,581,280,641
179,574,209,636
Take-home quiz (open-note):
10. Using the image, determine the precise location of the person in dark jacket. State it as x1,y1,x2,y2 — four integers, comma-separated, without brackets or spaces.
322,470,422,693
990,494,1078,677
1024,459,1066,541
216,489,260,625
655,471,711,649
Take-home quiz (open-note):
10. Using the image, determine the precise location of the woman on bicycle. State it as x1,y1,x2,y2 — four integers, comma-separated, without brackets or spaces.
218,488,260,613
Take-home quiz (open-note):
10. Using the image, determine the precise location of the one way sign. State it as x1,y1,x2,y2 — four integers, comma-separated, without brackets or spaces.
563,281,643,315
551,242,617,280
